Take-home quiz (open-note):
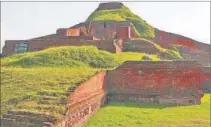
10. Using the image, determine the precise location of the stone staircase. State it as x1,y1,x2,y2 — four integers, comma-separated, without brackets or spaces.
0,110,57,127
1,84,81,127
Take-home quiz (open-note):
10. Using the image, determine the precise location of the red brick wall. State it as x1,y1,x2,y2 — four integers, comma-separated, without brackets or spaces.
106,61,204,95
123,40,159,53
2,39,120,56
105,61,205,105
2,41,17,56
68,72,106,106
66,28,80,36
89,22,117,40
66,72,107,127
117,27,129,40
159,94,203,105
56,29,67,35
116,26,137,40
56,28,80,36
159,95,192,105
88,22,138,40
130,26,137,38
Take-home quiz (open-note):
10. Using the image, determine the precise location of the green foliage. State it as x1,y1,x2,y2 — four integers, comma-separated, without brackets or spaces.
1,45,206,126
84,94,210,127
1,46,160,68
131,38,183,59
1,67,100,117
1,46,116,68
0,45,164,118
87,5,155,38
0,46,156,117
115,52,160,62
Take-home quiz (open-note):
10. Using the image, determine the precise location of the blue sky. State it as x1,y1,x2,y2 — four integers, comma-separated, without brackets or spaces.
1,2,210,52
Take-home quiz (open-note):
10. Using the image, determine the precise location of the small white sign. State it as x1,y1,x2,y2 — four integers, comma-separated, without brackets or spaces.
15,42,28,53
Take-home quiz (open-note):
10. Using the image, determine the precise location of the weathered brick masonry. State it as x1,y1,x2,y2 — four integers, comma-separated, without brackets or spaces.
3,21,136,56
62,61,209,127
88,21,137,40
105,61,208,105
2,39,122,56
65,72,107,127
1,62,209,127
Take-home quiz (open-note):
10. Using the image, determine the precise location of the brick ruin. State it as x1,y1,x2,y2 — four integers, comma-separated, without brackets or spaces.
1,21,210,127
2,39,123,56
123,39,159,54
65,72,107,127
95,2,123,11
88,21,137,40
62,61,209,127
0,111,57,127
1,61,210,127
0,72,107,127
106,61,210,105
2,20,210,67
2,21,137,56
1,2,210,127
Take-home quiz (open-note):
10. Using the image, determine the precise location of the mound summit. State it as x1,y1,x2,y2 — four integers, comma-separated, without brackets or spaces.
2,2,210,66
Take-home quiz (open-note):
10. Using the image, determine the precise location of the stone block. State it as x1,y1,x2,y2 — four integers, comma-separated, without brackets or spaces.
1,118,15,127
43,122,53,127
2,114,16,119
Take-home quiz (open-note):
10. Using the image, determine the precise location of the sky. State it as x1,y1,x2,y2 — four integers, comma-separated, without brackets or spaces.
1,2,210,52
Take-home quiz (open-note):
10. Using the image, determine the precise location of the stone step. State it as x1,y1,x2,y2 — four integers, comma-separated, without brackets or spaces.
14,115,56,123
37,100,59,105
59,97,68,105
68,89,75,92
64,92,71,96
1,111,57,127
2,114,16,119
1,118,15,127
69,87,77,91
42,122,53,127
40,96,58,101
8,110,41,116
67,87,75,92
13,121,43,127
7,111,56,120
15,121,28,127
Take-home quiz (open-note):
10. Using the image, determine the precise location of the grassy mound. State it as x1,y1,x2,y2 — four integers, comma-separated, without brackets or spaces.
1,67,100,117
0,46,161,118
87,5,155,38
131,38,183,59
84,94,210,127
1,46,160,68
1,46,116,68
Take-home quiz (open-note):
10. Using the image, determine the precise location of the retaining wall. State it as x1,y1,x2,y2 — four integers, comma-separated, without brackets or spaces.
1,62,209,127
65,72,107,127
2,39,122,56
105,61,206,105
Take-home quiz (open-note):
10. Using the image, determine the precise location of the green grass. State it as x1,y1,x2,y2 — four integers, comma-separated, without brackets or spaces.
1,46,118,68
131,38,183,59
1,46,208,126
1,46,160,68
1,46,159,118
87,5,155,38
1,67,101,117
84,94,210,127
